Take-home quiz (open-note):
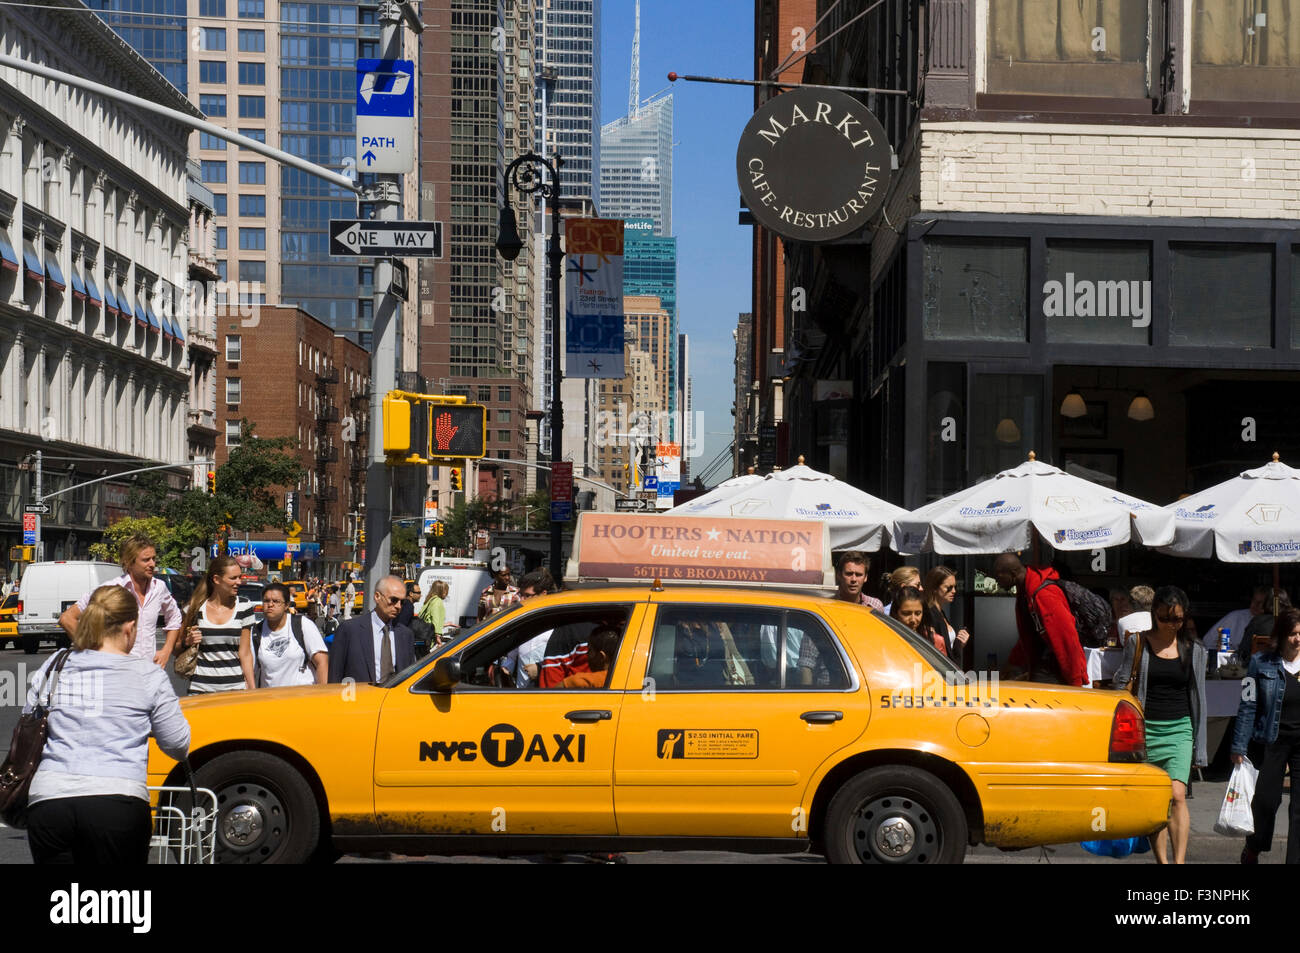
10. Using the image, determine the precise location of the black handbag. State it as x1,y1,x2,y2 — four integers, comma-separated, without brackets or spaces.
0,649,72,828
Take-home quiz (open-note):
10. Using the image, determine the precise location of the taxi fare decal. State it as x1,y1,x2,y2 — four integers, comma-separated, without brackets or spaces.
419,723,586,766
657,728,759,760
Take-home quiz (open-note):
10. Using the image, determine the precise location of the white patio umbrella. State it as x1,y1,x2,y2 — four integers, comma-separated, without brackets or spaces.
891,453,1175,556
669,461,908,551
666,471,764,514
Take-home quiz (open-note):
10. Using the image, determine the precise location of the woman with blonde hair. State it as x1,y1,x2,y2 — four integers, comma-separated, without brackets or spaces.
177,555,256,694
883,566,922,614
25,584,190,864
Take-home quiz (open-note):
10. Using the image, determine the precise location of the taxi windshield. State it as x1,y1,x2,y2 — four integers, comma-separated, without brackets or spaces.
871,609,967,680
378,601,526,687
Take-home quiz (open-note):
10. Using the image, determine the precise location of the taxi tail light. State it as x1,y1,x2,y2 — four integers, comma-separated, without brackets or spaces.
14,600,20,614
1108,700,1146,762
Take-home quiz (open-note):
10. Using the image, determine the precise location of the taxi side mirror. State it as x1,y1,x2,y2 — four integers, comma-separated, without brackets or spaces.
429,657,461,692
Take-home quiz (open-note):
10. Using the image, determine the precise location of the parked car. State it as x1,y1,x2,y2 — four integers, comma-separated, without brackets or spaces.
238,582,265,627
16,561,121,654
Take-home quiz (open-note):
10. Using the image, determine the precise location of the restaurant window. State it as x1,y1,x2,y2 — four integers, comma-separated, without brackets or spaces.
1169,243,1272,348
986,0,1150,98
1043,241,1152,345
922,239,1028,342
1193,0,1300,101
970,373,1043,483
926,362,966,501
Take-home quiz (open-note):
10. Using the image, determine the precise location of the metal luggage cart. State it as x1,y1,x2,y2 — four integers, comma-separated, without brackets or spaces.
148,784,218,865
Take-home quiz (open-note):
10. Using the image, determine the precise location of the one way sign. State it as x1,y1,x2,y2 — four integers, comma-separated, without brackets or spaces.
356,58,415,173
330,220,443,258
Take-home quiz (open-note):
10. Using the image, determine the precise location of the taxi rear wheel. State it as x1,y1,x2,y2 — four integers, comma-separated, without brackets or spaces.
195,751,320,864
824,766,966,864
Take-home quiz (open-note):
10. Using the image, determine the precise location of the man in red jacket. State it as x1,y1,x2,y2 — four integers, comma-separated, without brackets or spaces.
993,553,1088,686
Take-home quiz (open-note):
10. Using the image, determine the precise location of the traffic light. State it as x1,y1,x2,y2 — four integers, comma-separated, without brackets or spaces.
382,393,487,462
207,470,216,494
358,527,365,546
450,468,462,492
382,395,412,454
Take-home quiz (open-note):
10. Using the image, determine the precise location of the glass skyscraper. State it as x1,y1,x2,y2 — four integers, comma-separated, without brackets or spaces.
86,0,189,94
621,217,678,437
599,94,672,236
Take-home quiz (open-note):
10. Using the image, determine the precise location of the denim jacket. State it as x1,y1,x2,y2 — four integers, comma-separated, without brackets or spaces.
1111,635,1208,768
1231,652,1295,754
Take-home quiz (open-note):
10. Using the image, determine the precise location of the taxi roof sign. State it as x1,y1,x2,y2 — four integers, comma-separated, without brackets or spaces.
566,513,834,590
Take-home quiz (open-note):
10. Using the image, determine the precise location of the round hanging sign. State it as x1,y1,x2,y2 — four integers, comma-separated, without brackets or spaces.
736,86,893,243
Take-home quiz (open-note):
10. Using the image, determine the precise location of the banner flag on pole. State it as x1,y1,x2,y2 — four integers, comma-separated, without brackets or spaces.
564,217,624,379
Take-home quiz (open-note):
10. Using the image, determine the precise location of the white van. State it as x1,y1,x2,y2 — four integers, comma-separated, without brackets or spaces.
16,561,121,654
417,563,494,631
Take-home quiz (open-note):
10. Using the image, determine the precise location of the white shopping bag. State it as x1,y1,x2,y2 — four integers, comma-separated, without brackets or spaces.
1214,757,1258,837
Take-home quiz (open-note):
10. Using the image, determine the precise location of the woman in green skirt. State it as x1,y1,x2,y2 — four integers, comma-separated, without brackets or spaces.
1112,586,1207,864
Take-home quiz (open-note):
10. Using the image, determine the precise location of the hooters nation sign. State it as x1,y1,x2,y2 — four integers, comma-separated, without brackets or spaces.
736,87,892,243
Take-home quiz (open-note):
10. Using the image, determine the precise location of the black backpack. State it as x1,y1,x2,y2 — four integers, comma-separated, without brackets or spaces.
1033,578,1113,648
253,615,318,686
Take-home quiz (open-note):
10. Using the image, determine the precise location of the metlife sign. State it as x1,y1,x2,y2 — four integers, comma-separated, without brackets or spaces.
356,59,415,174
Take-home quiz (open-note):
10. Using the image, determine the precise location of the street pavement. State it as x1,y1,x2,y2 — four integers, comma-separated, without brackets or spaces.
0,645,1284,864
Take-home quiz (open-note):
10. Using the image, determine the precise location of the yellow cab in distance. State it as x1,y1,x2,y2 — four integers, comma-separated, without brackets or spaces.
284,580,308,612
0,591,17,645
148,513,1172,864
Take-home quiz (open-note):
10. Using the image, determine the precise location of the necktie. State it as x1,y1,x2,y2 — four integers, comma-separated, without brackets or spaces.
380,623,393,679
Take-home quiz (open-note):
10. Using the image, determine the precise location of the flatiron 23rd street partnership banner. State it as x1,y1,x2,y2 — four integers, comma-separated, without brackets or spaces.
564,217,624,379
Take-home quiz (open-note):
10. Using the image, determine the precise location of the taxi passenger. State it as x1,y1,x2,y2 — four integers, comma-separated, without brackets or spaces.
560,626,619,689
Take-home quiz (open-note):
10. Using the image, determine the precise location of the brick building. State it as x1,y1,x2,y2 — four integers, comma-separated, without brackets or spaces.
215,305,369,573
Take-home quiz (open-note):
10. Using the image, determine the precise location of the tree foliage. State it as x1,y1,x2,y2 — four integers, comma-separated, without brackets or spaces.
86,515,204,570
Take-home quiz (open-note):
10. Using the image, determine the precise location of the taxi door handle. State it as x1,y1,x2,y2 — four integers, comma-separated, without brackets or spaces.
566,710,612,723
800,710,843,724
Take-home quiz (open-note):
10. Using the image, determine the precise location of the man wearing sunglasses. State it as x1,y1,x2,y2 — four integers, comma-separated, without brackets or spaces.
328,575,415,684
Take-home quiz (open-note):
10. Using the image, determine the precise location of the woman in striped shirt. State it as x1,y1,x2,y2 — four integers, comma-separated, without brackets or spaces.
178,556,255,694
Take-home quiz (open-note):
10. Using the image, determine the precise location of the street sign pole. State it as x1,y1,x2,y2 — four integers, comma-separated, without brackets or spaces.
33,450,42,561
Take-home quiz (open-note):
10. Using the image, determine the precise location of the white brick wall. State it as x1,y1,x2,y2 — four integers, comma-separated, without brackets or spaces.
920,123,1300,218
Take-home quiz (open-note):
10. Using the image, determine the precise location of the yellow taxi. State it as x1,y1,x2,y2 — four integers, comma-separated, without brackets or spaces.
284,580,308,612
148,515,1171,864
0,592,17,647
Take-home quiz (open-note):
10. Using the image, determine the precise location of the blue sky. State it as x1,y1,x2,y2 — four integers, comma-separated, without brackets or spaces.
599,0,754,482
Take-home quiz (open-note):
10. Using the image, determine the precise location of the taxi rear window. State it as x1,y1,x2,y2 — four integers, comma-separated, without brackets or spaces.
871,610,966,678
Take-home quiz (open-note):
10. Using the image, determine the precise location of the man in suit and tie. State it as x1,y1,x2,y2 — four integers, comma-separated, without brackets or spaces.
329,575,415,683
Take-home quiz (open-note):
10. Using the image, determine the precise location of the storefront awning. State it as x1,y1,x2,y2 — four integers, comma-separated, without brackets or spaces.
69,264,87,300
84,270,103,306
133,295,149,329
44,249,65,293
101,279,119,315
145,298,162,334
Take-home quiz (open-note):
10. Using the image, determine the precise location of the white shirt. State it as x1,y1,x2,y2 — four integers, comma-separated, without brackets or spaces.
1206,608,1254,651
370,610,396,678
76,573,182,664
1117,611,1152,644
505,630,552,689
257,615,327,688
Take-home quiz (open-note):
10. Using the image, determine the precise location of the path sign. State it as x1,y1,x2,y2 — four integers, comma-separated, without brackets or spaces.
330,220,442,258
356,58,415,173
22,513,36,545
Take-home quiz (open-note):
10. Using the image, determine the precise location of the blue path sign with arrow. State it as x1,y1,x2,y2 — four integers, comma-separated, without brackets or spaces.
356,58,415,173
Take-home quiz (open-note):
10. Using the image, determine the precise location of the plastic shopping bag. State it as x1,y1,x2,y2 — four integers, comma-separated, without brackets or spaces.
1214,757,1258,837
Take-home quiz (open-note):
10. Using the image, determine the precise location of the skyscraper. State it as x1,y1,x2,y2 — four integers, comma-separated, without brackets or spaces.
599,94,672,236
534,0,601,451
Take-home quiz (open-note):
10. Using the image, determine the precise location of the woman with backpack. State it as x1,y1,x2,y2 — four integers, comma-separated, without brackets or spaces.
254,583,328,687
1111,586,1207,864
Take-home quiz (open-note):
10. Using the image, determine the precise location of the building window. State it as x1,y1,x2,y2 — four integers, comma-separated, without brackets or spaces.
216,260,228,281
215,226,227,250
238,195,266,217
238,162,266,184
200,160,227,183
238,62,266,85
238,95,266,118
237,29,265,52
199,94,227,117
1170,243,1272,347
498,386,511,402
226,335,241,362
497,430,511,443
922,238,1028,342
497,409,511,423
237,0,264,17
238,228,266,250
199,61,226,84
199,27,226,51
212,193,227,215
200,0,225,16
972,373,1043,482
226,420,242,446
238,128,266,143
477,386,491,402
1043,241,1152,346
240,260,266,283
226,378,241,404
1193,0,1300,102
199,131,226,151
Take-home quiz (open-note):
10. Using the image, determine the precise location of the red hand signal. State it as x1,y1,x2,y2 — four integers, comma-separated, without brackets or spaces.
434,411,459,451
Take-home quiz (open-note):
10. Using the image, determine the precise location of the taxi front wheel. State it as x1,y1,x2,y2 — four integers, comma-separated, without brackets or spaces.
824,766,967,864
195,751,321,864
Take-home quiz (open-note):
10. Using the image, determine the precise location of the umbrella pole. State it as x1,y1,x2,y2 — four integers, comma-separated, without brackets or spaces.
1275,564,1281,616
1032,533,1041,567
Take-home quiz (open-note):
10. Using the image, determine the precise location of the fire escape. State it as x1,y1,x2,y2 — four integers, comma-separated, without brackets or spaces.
314,367,340,542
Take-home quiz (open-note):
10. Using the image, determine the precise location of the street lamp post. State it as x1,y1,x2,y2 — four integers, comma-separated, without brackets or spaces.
496,152,564,579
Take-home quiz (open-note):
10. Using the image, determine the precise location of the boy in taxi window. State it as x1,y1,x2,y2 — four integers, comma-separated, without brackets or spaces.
560,626,619,689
